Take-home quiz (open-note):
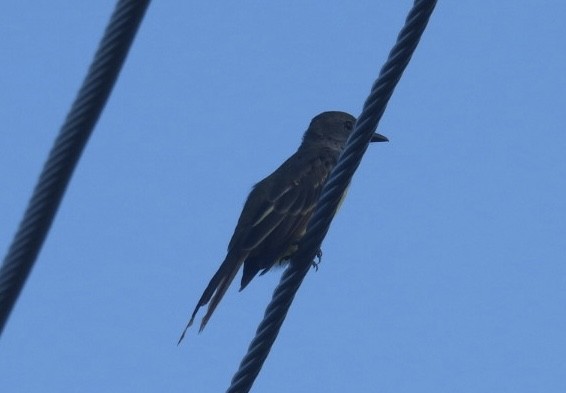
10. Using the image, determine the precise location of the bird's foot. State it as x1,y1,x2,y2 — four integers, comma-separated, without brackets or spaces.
311,249,323,271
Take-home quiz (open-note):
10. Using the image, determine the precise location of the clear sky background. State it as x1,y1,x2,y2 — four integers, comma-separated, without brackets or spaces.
1,2,565,392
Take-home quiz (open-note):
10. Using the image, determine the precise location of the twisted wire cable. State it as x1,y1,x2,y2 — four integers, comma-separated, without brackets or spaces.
0,0,151,336
226,1,437,392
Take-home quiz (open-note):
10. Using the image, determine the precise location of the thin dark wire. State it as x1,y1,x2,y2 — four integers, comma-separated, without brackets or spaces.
226,1,437,392
0,0,151,336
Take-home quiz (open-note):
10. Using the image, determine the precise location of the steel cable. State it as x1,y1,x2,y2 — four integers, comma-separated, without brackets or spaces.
226,1,437,392
0,0,151,336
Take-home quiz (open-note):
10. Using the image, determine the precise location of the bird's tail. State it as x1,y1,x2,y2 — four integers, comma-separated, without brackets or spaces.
178,253,245,344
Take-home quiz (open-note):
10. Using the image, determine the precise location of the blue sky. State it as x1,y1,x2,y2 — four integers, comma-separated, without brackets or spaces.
1,1,565,392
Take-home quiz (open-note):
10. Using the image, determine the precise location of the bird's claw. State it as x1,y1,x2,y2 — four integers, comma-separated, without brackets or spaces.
311,249,323,271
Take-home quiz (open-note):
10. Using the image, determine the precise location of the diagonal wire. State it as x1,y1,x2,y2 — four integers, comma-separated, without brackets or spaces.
0,0,151,337
226,1,437,392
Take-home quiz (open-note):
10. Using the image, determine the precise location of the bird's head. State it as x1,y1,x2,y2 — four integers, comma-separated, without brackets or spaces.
302,111,388,151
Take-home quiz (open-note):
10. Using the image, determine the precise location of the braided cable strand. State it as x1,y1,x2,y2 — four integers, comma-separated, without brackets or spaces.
226,1,437,392
0,0,151,336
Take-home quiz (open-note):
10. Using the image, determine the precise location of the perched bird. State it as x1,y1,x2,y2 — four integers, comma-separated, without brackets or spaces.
178,111,387,342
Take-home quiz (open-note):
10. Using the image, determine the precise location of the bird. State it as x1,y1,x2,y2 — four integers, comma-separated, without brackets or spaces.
178,111,387,343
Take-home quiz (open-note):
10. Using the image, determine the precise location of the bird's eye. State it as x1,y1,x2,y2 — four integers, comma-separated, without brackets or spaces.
344,121,353,130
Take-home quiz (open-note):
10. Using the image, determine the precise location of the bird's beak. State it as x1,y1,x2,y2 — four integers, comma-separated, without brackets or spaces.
370,132,389,143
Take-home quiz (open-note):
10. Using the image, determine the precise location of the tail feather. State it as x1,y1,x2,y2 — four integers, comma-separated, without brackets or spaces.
198,262,242,332
178,254,245,344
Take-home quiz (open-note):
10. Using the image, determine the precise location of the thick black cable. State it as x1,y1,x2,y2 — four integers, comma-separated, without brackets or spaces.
226,1,437,392
0,0,151,336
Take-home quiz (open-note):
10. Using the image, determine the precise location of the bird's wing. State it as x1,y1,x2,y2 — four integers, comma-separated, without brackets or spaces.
178,150,334,340
237,151,333,288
